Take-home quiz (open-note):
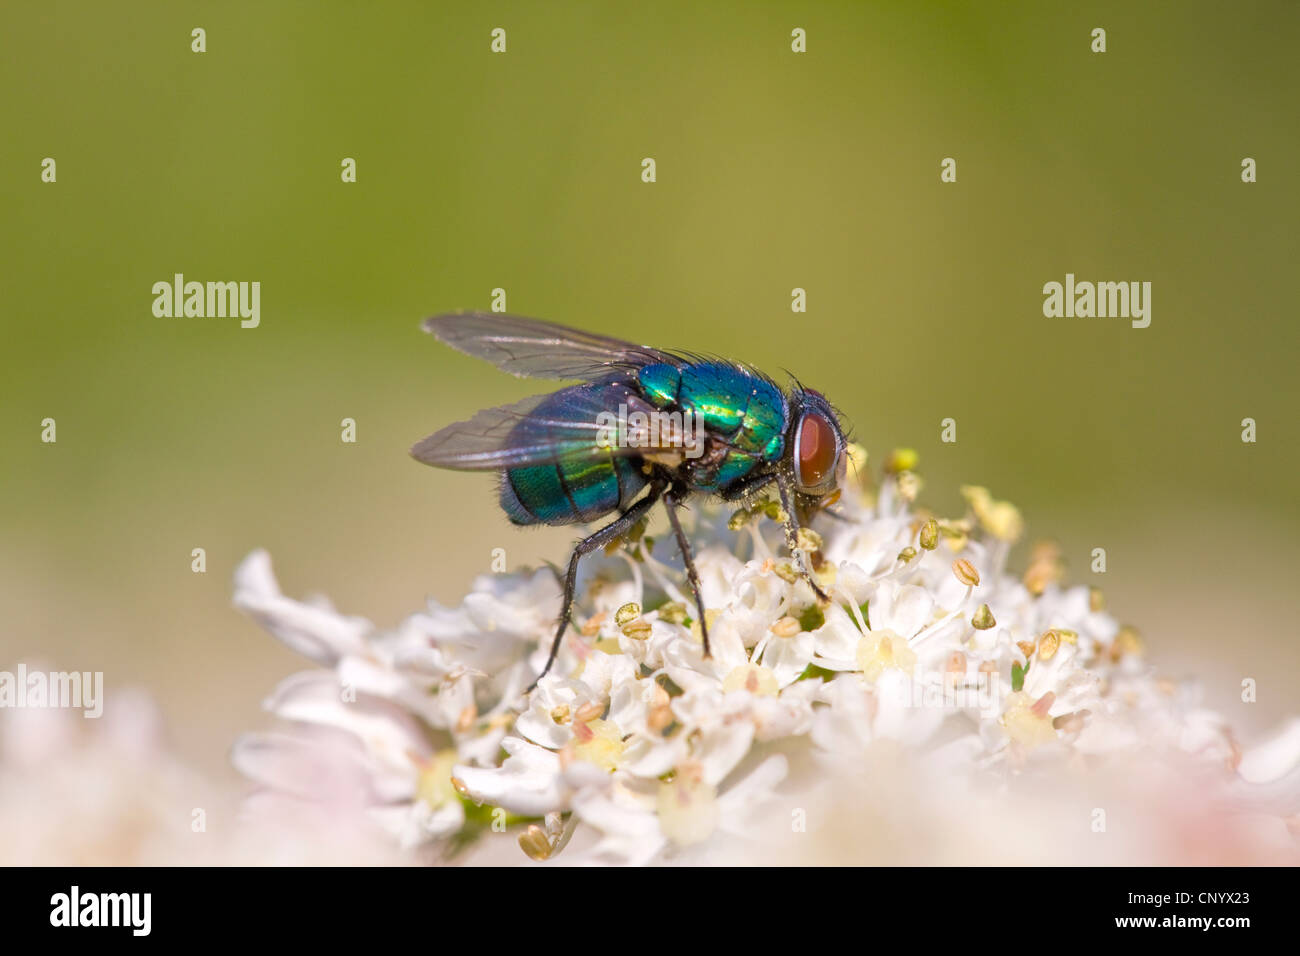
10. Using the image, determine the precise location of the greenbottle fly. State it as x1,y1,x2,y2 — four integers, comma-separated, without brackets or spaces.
412,313,850,687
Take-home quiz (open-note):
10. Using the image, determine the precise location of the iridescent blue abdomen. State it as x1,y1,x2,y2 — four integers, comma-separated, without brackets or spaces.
499,385,647,526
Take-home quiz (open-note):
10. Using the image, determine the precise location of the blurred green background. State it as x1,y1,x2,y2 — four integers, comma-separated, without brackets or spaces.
2,1,1297,776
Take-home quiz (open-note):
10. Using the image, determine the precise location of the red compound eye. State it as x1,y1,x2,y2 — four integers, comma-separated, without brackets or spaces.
796,411,838,491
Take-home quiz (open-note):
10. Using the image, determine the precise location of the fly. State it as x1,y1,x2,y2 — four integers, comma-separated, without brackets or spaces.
411,313,850,688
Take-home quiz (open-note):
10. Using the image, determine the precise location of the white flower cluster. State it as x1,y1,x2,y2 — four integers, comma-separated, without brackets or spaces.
233,467,1300,864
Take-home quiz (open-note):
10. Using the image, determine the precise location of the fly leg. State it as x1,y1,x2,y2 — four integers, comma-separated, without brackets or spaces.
529,482,664,692
662,487,711,659
775,471,831,603
718,470,775,506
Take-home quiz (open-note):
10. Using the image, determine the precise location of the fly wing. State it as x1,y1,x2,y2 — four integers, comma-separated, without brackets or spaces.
423,312,678,381
411,383,674,471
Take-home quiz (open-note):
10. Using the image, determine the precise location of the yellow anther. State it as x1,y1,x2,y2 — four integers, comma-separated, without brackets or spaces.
770,616,801,638
952,558,981,587
518,824,553,861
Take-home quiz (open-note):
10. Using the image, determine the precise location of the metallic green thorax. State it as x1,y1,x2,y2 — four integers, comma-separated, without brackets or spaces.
637,361,788,493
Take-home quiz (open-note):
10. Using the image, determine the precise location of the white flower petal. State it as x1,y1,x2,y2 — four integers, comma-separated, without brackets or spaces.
873,582,935,640
1238,719,1300,784
453,739,566,816
234,550,372,664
